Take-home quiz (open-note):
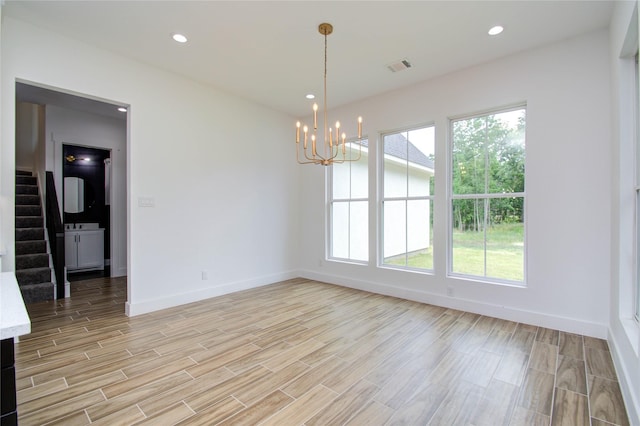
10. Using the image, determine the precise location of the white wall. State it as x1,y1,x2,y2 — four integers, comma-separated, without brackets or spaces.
0,6,8,271
15,101,47,209
1,17,299,313
15,102,37,171
300,29,612,339
609,1,640,424
45,105,127,277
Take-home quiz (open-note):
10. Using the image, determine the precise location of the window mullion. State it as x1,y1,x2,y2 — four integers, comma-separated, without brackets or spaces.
484,198,489,277
404,199,409,266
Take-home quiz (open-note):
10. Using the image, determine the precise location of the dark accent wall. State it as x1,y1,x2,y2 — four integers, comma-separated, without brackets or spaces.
63,145,111,265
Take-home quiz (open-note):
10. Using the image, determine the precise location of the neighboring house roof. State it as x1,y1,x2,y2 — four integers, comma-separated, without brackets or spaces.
357,133,434,169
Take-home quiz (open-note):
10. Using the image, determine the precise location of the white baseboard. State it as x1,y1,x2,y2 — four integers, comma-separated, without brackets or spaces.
111,266,127,278
608,324,640,426
298,269,609,339
125,270,298,317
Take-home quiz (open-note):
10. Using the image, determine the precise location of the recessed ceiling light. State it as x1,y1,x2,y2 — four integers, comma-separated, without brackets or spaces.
488,26,504,36
172,33,188,43
117,107,127,112
305,94,315,100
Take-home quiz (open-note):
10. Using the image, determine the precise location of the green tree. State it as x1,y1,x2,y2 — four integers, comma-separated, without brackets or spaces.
452,111,525,231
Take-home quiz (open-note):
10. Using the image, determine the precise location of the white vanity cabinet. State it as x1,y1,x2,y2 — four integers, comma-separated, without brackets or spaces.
65,229,104,271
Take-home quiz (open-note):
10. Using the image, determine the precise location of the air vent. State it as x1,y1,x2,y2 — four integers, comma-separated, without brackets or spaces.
387,59,412,73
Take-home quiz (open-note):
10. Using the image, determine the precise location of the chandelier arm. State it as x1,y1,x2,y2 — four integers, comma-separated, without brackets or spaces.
328,145,340,161
301,142,329,163
298,145,325,165
299,141,316,163
303,145,315,161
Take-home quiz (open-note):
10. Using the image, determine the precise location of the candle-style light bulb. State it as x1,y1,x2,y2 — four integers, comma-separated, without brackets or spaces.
357,116,362,138
313,103,318,130
303,125,308,149
329,128,333,147
296,121,301,143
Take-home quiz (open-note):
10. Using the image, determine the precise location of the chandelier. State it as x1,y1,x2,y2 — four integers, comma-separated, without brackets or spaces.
296,23,363,166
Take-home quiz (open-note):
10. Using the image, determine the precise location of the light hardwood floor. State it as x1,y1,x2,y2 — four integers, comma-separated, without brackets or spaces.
14,277,630,425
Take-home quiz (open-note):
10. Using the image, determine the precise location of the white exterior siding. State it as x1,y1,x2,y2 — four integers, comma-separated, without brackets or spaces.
383,159,433,258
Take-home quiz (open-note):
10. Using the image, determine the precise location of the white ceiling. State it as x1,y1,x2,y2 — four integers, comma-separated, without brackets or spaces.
4,1,615,118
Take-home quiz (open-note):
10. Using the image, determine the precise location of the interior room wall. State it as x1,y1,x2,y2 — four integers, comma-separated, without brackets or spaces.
1,17,299,313
15,102,37,171
0,0,4,271
15,101,47,203
299,29,612,339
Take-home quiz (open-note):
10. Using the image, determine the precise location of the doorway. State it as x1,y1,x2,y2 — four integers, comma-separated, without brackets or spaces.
15,81,128,295
63,145,111,280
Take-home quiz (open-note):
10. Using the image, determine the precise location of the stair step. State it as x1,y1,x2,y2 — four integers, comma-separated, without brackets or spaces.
16,216,44,228
14,172,54,303
16,194,40,206
15,267,51,286
16,228,44,241
19,282,55,304
16,241,47,255
16,184,39,195
16,205,42,217
16,253,49,270
16,175,37,185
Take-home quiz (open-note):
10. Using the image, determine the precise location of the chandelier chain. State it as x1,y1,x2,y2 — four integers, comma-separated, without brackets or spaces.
323,30,329,157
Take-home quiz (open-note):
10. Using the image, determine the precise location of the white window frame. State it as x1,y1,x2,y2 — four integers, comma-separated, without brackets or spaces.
327,139,369,264
448,105,527,286
635,51,640,322
379,124,435,273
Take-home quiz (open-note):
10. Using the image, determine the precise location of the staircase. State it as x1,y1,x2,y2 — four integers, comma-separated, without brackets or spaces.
15,171,55,303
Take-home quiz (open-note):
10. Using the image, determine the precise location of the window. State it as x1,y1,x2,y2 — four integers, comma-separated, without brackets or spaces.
450,107,526,283
381,126,435,270
329,140,368,262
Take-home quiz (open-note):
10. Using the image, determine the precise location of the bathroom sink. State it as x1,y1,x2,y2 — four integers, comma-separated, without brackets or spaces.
65,223,100,231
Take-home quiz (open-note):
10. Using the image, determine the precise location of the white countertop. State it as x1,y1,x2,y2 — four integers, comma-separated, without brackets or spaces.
1,272,31,340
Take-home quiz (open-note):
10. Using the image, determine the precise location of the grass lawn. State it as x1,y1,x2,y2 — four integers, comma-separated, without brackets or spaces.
385,223,524,282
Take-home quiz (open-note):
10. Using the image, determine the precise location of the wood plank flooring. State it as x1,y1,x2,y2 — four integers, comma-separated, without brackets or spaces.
14,277,630,425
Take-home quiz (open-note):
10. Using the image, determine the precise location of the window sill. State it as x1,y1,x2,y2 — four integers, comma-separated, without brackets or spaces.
326,258,368,267
447,273,527,288
378,264,435,276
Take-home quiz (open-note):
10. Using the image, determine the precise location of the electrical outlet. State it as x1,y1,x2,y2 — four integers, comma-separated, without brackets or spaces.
201,270,208,280
447,287,454,297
